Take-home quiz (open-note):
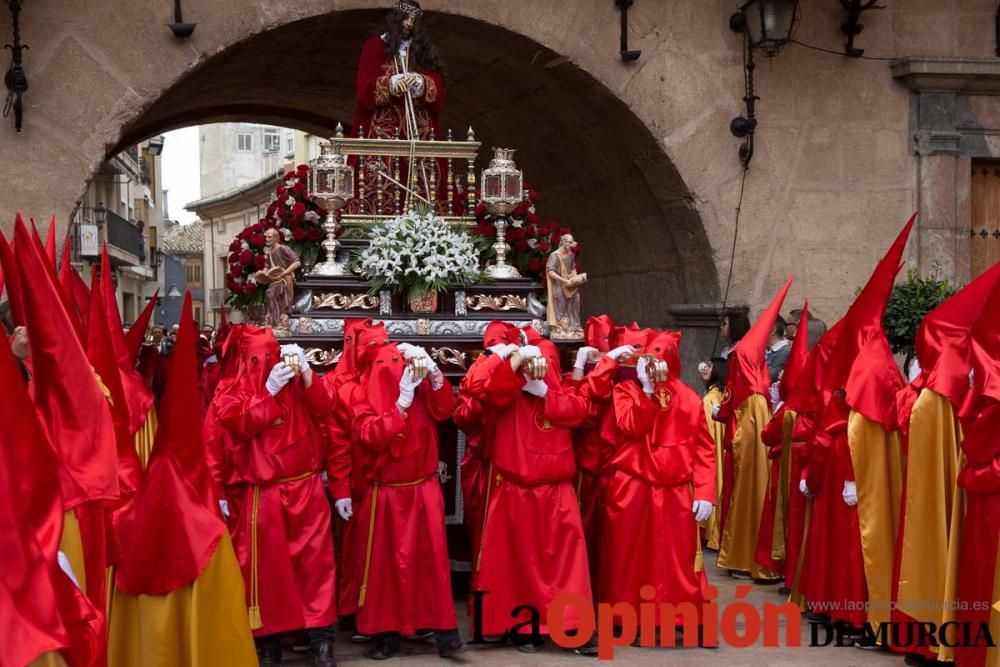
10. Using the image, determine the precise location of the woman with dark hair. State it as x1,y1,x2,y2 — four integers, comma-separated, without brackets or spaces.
719,312,751,359
699,358,727,550
351,1,450,214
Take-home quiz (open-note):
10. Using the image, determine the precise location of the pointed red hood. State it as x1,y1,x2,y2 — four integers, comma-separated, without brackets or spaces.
961,277,1000,413
325,318,373,387
0,334,69,664
482,320,520,348
86,271,143,505
29,218,57,280
785,319,843,416
825,214,915,393
12,221,119,509
100,244,154,434
779,302,811,402
45,217,57,269
56,230,90,337
114,292,225,595
610,321,653,349
0,226,26,327
124,290,159,365
584,315,615,352
914,262,1000,406
726,277,793,408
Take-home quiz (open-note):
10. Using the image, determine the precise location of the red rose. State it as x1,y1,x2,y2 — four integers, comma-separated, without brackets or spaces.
528,257,544,273
507,227,524,242
513,202,528,217
474,202,486,217
550,233,560,245
229,240,240,251
296,164,309,176
228,252,239,263
243,284,257,295
572,245,580,255
253,255,266,269
277,206,288,219
292,228,306,241
251,234,265,247
527,189,538,203
526,225,537,237
283,171,296,182
291,201,306,216
276,185,287,197
306,227,322,240
476,223,495,238
516,240,529,252
240,250,252,265
292,182,306,195
538,241,550,253
238,229,251,240
527,211,538,225
267,202,279,216
560,227,571,236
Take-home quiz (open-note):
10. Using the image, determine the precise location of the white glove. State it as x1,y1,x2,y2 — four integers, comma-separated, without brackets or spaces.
219,499,230,519
398,342,440,373
799,478,813,498
574,346,598,370
769,382,781,408
711,403,721,419
397,367,422,411
487,343,518,359
518,345,542,359
397,342,421,357
842,480,858,507
637,358,655,395
335,497,353,521
523,378,548,398
607,345,637,361
266,362,296,396
692,500,713,523
57,551,80,588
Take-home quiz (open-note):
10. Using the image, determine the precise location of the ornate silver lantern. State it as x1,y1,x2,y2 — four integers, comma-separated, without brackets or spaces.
309,141,354,276
481,147,524,279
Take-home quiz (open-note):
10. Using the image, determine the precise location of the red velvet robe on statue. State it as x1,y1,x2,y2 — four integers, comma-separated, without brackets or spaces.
351,35,449,215
214,327,337,637
475,354,593,636
598,330,716,626
346,342,458,636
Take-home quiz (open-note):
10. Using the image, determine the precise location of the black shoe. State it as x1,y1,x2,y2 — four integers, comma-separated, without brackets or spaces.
753,577,783,585
438,638,467,658
351,632,372,644
730,571,752,580
312,641,336,667
257,645,281,667
367,639,399,661
513,636,545,653
565,636,599,656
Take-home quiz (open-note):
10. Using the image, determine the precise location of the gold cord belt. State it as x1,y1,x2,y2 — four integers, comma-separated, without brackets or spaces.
358,474,433,607
248,471,316,630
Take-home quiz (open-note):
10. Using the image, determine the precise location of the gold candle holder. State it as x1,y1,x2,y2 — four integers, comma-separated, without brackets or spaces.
524,355,548,380
639,355,668,384
407,356,430,382
283,353,302,376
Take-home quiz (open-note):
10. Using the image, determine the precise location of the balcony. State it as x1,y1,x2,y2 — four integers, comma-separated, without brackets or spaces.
209,288,227,309
105,209,146,266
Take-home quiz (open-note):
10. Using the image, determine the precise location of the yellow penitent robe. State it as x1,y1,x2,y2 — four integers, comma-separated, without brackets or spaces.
108,531,257,667
703,385,726,550
134,406,158,469
847,410,904,633
896,389,963,661
718,393,780,579
29,653,68,667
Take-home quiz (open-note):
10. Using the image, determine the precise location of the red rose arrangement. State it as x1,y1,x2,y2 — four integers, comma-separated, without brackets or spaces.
225,164,330,310
473,188,580,282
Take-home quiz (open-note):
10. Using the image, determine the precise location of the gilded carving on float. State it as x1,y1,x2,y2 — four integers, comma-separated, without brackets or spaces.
312,293,379,311
430,346,468,370
303,347,342,367
465,294,528,312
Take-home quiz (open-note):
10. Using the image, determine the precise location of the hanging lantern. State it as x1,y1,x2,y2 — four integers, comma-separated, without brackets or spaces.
481,148,523,216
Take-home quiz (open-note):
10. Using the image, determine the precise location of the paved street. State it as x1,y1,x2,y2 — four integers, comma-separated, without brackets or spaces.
283,552,905,665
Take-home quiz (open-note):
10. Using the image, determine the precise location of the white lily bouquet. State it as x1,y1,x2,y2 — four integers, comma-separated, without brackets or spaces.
358,210,483,299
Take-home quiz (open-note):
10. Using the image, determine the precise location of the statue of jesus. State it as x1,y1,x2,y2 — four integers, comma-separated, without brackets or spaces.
546,234,586,339
255,228,300,334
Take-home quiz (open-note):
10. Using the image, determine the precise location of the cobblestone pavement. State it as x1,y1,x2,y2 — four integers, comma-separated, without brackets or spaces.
281,551,906,666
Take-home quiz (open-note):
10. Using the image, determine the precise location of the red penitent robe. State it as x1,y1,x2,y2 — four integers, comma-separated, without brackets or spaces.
346,345,458,636
783,413,814,589
215,371,337,637
800,396,867,628
599,377,716,626
955,400,1000,667
474,357,592,637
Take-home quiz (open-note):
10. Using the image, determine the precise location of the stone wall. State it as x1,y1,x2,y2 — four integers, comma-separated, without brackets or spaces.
1,0,998,357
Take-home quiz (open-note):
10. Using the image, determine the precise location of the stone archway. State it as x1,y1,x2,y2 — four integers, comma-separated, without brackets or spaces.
111,9,717,333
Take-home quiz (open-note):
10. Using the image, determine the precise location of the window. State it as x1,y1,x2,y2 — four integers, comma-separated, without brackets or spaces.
287,137,294,153
193,304,203,326
237,133,253,152
264,131,280,153
186,261,202,287
216,218,226,233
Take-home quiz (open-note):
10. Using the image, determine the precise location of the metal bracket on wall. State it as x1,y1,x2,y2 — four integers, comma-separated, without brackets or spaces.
840,0,886,58
3,0,28,132
615,0,642,63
